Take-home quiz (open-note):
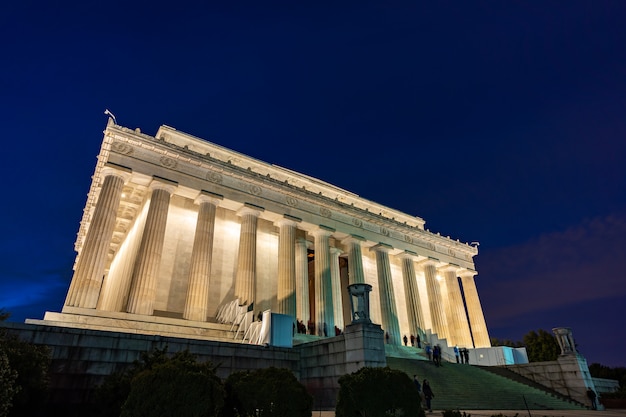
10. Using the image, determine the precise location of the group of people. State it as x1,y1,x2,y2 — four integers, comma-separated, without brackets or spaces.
453,345,471,364
413,374,435,412
402,334,422,348
424,344,443,367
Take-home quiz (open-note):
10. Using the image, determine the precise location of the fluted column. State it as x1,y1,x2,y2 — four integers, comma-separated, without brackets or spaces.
440,264,473,347
295,237,311,325
234,205,263,306
370,243,401,345
127,178,177,315
183,192,222,322
330,246,344,331
459,269,491,348
311,226,334,336
341,235,366,284
398,251,426,341
421,258,448,340
276,217,298,320
65,166,130,309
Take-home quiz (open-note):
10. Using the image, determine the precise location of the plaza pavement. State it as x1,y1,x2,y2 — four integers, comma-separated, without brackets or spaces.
314,409,625,417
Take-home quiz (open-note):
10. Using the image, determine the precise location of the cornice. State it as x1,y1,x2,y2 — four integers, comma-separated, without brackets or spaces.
76,123,478,266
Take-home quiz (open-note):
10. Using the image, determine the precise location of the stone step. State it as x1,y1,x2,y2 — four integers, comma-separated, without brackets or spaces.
387,357,586,410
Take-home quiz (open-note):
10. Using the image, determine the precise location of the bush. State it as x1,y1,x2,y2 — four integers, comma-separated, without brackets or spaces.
335,367,424,417
0,316,50,417
96,348,223,417
223,367,312,417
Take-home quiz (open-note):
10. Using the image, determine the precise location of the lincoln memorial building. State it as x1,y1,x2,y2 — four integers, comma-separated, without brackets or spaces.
41,118,491,350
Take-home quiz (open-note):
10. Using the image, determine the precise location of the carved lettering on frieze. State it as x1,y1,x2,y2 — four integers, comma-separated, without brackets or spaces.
111,141,133,155
286,196,298,207
352,218,363,228
404,235,413,243
206,172,223,184
449,249,456,257
381,227,390,236
320,207,332,218
159,156,178,169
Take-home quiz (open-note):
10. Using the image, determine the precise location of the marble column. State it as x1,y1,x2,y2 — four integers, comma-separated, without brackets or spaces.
295,237,311,326
370,243,401,345
399,251,426,342
311,226,334,337
183,192,222,322
421,258,448,340
65,166,130,309
459,269,491,348
341,235,366,284
234,205,263,306
127,178,177,315
276,217,298,320
441,264,473,347
330,246,344,332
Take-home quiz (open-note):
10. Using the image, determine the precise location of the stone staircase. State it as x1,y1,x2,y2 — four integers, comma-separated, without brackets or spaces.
386,356,587,410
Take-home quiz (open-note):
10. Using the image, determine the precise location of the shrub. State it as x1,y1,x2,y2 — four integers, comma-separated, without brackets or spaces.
335,367,424,417
223,367,312,417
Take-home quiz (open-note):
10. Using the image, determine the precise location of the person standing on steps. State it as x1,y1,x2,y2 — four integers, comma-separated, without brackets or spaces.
403,335,408,346
587,387,597,410
422,379,434,412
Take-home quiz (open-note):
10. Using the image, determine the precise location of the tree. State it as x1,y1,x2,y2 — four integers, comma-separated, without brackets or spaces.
522,329,560,362
96,348,223,417
335,367,424,417
0,310,51,417
223,367,312,417
0,351,19,417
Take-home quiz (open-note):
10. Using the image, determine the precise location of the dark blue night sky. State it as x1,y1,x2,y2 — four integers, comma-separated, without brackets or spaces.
2,1,625,367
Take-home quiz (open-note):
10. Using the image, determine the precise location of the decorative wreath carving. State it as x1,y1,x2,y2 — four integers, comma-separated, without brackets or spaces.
286,196,298,207
111,141,133,155
320,207,332,218
352,218,363,228
248,185,262,196
159,156,177,169
206,172,223,184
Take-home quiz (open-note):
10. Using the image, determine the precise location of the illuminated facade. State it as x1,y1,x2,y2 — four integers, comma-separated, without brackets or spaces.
48,119,490,348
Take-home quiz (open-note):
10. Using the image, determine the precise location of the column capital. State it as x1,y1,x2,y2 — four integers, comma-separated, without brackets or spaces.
417,257,440,267
101,164,132,182
275,218,298,228
438,263,460,274
330,246,343,256
150,176,177,193
458,269,477,279
237,203,264,217
397,249,426,262
341,234,366,245
195,190,223,206
296,236,312,248
310,225,335,237
369,242,393,254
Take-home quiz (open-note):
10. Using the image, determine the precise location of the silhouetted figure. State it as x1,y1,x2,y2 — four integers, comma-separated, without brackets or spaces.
587,388,597,410
433,344,441,367
385,332,390,344
422,379,435,412
410,334,415,346
416,334,421,348
413,374,421,393
425,344,432,361
463,348,469,364
459,348,465,364
403,335,408,346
